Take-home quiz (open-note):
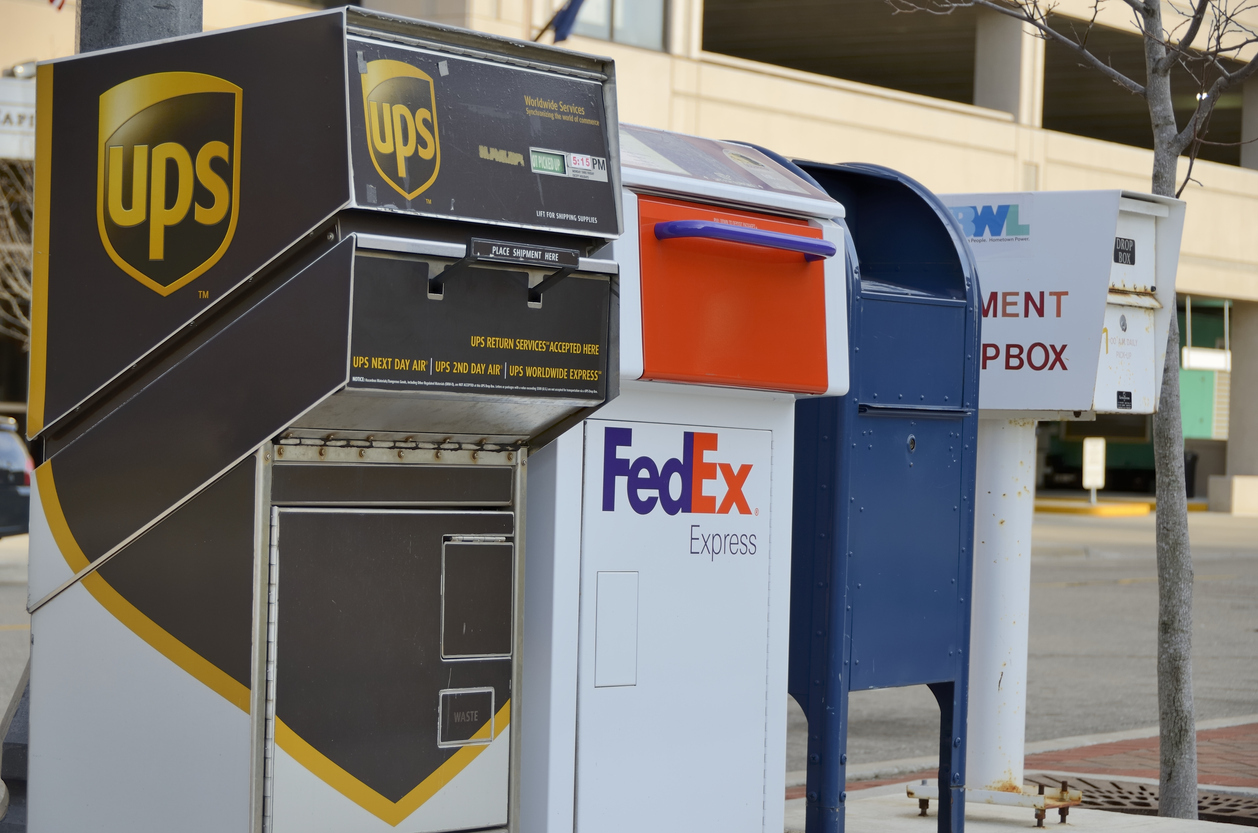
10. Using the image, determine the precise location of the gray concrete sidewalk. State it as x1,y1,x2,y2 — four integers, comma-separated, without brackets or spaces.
0,535,26,587
0,534,29,720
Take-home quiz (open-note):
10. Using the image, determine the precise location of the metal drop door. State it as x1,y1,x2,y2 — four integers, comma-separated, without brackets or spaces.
267,505,515,833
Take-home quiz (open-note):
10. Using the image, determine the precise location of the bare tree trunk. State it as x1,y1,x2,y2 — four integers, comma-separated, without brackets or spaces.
1142,0,1199,818
1152,312,1198,818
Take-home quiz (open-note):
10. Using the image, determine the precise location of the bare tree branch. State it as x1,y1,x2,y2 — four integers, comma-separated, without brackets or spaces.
1160,0,1212,68
1171,54,1258,153
0,160,31,351
884,0,1150,94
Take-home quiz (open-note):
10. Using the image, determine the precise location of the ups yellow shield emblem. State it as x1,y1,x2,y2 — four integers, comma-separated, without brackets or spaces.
361,60,440,200
96,72,242,296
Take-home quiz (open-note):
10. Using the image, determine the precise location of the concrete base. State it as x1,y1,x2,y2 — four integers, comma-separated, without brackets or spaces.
1207,475,1258,516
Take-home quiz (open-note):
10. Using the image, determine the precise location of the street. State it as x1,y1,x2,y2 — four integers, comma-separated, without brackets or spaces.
787,510,1258,772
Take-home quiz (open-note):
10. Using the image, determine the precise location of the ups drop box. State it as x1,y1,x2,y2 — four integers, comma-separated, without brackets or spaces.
520,127,849,833
26,10,619,833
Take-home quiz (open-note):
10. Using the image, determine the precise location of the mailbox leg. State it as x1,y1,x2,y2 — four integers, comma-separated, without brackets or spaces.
803,603,853,833
929,681,966,832
806,681,852,833
967,419,1037,794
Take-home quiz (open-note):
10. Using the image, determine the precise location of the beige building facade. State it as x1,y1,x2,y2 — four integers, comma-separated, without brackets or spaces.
5,0,1258,504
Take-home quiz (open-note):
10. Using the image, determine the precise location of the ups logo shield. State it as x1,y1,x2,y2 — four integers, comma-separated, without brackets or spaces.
97,72,241,296
362,60,440,200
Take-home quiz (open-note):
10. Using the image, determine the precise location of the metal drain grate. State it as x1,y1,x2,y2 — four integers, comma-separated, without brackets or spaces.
1025,775,1258,827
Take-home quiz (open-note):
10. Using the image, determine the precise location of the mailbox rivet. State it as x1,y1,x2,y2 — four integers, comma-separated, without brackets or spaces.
809,753,820,763
840,792,847,803
955,738,961,747
808,792,818,802
276,446,284,458
907,435,916,452
840,754,847,764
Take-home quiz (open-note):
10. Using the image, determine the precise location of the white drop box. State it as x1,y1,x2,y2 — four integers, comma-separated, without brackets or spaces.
939,191,1185,416
521,128,849,833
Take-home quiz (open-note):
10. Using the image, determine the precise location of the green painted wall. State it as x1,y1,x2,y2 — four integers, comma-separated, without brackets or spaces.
1180,369,1216,439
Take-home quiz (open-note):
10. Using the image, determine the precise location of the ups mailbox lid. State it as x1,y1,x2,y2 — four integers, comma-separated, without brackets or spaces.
30,8,621,439
348,24,621,240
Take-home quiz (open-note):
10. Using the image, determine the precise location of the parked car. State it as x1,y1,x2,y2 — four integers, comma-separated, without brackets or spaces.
0,417,31,538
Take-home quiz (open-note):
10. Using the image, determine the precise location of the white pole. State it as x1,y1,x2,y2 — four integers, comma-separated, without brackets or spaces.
967,417,1039,793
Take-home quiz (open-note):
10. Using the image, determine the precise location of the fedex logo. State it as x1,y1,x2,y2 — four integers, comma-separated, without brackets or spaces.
602,427,753,516
950,204,1030,239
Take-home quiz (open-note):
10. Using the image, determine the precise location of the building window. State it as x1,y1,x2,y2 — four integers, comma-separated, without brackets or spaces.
573,0,668,52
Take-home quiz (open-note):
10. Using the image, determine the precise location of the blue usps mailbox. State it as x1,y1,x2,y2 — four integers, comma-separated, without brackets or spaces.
787,162,981,833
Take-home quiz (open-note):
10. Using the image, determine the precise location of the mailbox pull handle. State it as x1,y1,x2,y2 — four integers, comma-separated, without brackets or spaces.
654,220,837,261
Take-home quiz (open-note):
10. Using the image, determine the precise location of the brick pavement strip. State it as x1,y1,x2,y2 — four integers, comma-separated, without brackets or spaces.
1025,723,1258,789
786,723,1258,799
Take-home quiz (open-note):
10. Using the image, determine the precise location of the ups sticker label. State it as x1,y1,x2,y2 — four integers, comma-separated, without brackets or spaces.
361,59,440,201
96,71,241,296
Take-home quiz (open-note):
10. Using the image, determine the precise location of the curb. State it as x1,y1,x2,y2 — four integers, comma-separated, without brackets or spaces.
1036,499,1152,517
1034,498,1211,517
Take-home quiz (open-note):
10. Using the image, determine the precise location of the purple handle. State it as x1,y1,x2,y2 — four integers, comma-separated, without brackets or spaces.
654,220,836,261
